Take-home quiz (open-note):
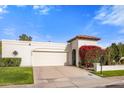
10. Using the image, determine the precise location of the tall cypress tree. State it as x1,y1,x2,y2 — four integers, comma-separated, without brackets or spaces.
110,43,120,62
118,42,124,57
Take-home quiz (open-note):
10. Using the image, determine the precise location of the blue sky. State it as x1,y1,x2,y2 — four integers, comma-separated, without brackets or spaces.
0,5,124,47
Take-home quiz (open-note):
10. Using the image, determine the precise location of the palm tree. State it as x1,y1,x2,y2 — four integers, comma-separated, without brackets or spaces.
19,34,32,41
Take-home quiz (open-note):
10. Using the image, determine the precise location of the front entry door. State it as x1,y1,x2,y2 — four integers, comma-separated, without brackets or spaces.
72,49,76,66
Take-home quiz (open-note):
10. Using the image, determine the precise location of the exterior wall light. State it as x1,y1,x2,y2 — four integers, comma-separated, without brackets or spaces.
13,50,18,56
29,43,31,46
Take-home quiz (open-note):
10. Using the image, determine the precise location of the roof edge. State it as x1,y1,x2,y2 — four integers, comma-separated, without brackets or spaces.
67,35,101,42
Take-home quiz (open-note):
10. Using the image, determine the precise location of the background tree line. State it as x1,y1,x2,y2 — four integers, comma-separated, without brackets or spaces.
103,43,124,65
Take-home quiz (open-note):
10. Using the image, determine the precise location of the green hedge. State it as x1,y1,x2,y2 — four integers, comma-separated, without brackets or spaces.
0,58,21,67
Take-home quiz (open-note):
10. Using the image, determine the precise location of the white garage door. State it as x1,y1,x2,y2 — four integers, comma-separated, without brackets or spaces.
32,51,67,66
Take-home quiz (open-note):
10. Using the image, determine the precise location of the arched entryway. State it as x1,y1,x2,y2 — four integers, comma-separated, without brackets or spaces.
72,49,76,66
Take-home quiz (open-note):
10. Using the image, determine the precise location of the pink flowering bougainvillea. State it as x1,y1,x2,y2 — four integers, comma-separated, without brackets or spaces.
79,45,104,68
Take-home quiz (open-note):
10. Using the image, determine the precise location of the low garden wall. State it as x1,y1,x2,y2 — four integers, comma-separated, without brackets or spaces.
94,63,124,72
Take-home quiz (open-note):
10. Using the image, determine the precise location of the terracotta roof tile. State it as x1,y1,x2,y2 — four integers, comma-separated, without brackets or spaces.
67,35,101,42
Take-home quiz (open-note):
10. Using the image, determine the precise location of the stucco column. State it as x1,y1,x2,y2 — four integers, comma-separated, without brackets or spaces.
76,49,79,67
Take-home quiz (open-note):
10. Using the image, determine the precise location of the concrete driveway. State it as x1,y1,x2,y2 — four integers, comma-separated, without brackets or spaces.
33,66,113,88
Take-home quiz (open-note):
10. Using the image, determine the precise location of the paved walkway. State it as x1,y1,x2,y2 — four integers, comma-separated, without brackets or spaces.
1,66,124,88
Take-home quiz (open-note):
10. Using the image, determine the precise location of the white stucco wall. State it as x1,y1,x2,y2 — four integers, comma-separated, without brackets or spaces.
94,63,124,71
78,39,97,48
2,40,67,66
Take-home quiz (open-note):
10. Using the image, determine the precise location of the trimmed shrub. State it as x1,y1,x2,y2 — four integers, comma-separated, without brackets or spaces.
79,45,103,68
0,58,21,67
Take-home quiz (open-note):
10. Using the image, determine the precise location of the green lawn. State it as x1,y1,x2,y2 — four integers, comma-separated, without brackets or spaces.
93,70,124,77
0,67,33,86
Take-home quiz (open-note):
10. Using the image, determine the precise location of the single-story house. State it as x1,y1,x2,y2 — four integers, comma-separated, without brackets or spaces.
0,35,101,67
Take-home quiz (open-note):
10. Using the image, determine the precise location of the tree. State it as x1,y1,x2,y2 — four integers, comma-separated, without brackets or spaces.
110,43,120,62
0,41,2,55
103,47,111,65
103,42,124,65
19,34,32,41
118,42,124,57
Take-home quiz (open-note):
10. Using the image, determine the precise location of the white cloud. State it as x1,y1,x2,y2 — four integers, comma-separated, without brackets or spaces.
46,35,52,39
31,34,41,41
99,37,124,48
0,5,8,19
90,32,99,36
83,21,94,32
95,5,124,27
33,5,52,15
82,20,99,36
0,16,3,19
118,29,124,34
30,34,52,42
16,5,26,7
3,27,16,36
0,5,8,14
